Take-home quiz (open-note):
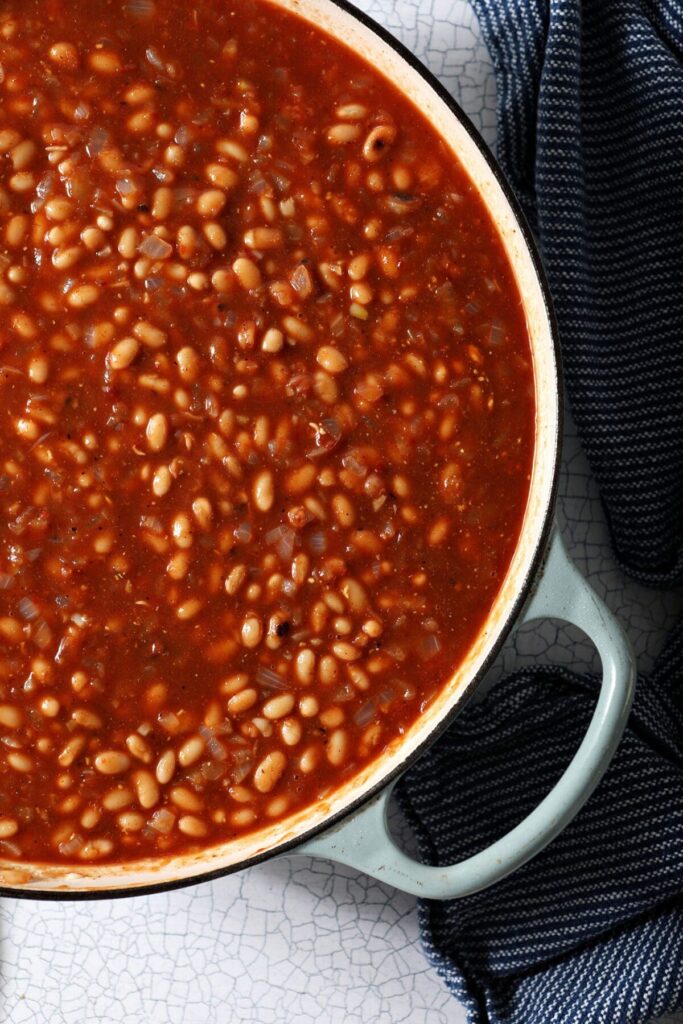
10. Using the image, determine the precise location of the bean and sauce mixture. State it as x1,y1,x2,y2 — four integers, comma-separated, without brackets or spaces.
0,0,534,864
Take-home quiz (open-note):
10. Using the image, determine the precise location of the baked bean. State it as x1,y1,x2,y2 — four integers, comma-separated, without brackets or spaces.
331,493,355,527
206,163,238,190
94,751,130,775
152,465,172,497
7,751,33,772
103,788,133,812
152,186,173,220
118,226,138,259
133,320,167,349
295,649,315,686
225,564,247,596
332,641,360,662
178,815,208,838
108,337,139,370
299,746,320,774
177,735,205,767
9,171,36,192
0,704,22,729
280,718,302,746
176,346,199,382
362,124,397,162
211,268,233,292
216,139,249,162
72,709,102,730
336,103,368,120
197,189,227,216
57,736,86,768
230,809,256,828
282,315,313,343
240,615,263,648
133,770,160,809
67,283,99,308
316,345,348,374
48,41,79,70
262,694,295,720
171,513,193,548
0,817,19,839
227,688,258,714
326,728,348,766
146,413,169,452
232,257,261,290
126,733,152,762
89,50,122,74
327,123,361,144
203,222,227,250
244,227,281,250
261,327,284,353
118,811,145,832
155,749,176,786
319,707,344,729
170,786,202,812
81,225,106,250
252,469,274,512
299,695,319,718
191,496,212,529
6,214,28,247
253,751,286,793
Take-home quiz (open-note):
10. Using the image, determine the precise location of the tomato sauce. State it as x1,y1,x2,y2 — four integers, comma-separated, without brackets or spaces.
0,0,534,863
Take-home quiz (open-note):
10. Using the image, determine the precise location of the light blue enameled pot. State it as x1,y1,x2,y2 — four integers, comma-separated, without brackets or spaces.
1,0,635,900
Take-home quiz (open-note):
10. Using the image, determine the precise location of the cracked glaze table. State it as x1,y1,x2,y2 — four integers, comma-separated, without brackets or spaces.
2,3,682,1023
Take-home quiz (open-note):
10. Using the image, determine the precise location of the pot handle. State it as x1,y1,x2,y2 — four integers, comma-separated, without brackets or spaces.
295,528,636,898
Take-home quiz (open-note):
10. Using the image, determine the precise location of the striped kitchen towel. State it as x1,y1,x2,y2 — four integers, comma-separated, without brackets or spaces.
470,0,683,585
397,1,683,1021
398,624,683,1024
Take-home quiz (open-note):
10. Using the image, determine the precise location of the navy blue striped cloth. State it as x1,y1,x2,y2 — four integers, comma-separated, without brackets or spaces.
397,2,683,1021
471,0,683,585
398,628,683,1023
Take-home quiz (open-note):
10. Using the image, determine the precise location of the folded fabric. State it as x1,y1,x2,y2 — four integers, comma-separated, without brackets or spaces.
397,623,683,1024
399,1,683,1018
468,0,683,585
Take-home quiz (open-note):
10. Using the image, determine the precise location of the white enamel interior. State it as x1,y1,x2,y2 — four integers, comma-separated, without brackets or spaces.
3,0,559,893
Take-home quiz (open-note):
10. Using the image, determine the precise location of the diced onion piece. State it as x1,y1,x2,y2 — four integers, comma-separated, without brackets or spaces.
139,235,173,259
234,522,252,544
146,46,165,71
353,701,376,726
255,665,289,691
307,529,326,555
149,808,176,834
342,451,367,477
489,320,504,346
86,127,109,157
231,760,253,784
127,0,155,17
265,525,296,561
58,833,84,857
115,178,137,196
32,619,52,649
418,633,442,660
18,597,39,621
158,710,180,733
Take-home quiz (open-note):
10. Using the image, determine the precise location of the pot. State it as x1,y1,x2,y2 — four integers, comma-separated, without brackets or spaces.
2,0,635,900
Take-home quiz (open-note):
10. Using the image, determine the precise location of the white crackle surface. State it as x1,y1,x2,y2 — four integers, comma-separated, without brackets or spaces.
2,3,681,1022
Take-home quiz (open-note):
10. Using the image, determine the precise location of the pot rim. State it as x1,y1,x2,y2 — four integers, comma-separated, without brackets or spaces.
1,0,563,900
